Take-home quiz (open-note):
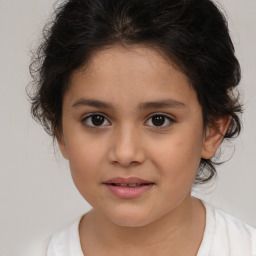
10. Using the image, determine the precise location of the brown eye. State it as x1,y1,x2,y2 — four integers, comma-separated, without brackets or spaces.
91,115,104,126
152,115,165,126
145,114,174,128
82,114,110,127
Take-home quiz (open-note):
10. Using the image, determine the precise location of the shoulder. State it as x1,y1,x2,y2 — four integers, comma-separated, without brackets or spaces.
47,216,84,256
201,201,256,256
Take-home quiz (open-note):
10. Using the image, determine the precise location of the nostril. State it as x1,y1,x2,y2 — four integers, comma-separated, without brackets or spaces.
130,161,140,166
111,160,139,167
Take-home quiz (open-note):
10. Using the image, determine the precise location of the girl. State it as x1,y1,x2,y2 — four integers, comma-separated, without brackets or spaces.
29,0,256,255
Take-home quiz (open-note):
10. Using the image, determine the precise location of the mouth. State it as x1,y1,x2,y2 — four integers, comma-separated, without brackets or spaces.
102,177,155,199
106,183,153,187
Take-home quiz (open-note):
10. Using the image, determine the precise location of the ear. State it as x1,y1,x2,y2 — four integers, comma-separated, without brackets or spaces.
201,116,231,159
56,131,69,160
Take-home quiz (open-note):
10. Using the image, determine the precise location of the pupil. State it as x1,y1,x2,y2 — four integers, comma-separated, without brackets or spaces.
92,115,104,126
152,115,165,126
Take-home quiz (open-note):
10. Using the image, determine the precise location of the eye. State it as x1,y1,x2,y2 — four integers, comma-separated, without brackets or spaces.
145,114,175,129
82,113,110,128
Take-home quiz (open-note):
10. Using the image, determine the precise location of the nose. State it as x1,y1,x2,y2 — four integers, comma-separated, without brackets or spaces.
107,124,146,167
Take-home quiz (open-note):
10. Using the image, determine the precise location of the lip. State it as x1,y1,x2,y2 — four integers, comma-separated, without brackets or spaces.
103,177,154,184
102,177,155,199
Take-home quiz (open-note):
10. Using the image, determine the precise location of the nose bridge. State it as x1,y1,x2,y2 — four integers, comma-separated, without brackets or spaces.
108,122,145,166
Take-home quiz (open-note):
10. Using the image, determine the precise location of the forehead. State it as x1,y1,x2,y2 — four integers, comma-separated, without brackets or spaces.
75,45,188,82
67,45,198,111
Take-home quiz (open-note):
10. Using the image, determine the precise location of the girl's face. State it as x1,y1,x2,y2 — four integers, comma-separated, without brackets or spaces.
59,45,216,227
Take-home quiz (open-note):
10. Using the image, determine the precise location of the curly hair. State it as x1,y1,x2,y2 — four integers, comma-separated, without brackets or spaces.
28,0,242,184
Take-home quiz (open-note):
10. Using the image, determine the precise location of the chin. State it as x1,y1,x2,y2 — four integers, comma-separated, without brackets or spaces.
106,207,156,228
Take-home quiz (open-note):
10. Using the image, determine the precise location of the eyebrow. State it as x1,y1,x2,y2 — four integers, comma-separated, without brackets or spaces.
72,98,185,110
139,99,185,109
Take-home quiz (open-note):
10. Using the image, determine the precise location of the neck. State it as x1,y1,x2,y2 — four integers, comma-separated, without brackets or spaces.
79,196,205,256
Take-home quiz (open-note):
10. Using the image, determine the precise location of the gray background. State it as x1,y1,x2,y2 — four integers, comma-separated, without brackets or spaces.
0,0,255,255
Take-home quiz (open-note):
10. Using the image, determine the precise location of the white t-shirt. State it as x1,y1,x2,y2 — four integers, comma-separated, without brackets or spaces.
47,201,256,256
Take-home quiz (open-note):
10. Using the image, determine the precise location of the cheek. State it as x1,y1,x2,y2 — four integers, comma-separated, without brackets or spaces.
66,140,104,188
150,131,203,180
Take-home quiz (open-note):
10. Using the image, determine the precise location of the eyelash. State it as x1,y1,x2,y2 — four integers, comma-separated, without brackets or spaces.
81,112,175,130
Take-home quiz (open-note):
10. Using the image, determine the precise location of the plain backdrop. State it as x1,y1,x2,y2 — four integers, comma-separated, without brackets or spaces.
0,0,255,255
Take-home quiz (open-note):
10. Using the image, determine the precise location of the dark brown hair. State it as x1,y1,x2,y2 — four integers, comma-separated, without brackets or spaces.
28,0,242,184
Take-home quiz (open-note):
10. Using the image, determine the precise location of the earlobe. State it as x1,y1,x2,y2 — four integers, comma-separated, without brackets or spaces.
56,132,69,160
201,116,231,159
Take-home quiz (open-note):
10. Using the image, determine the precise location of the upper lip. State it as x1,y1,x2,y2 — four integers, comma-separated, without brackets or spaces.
103,177,154,185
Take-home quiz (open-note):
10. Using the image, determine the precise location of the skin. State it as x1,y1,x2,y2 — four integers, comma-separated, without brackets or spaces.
58,45,230,255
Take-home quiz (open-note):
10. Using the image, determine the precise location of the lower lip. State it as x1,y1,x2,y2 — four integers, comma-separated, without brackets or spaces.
104,184,154,199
